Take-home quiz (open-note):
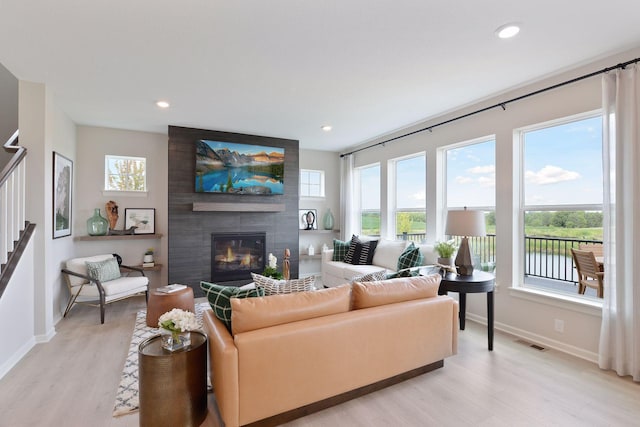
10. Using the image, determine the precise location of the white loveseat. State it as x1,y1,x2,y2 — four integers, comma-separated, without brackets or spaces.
321,238,437,287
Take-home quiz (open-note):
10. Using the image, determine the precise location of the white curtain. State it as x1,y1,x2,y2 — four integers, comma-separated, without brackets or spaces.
340,154,356,240
599,66,640,382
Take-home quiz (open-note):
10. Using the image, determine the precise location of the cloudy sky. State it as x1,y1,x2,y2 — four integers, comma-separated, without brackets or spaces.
447,115,602,208
359,114,602,210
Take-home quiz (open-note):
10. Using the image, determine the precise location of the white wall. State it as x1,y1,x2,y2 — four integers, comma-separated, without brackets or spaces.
75,126,168,288
299,149,341,277
0,237,35,379
345,47,640,360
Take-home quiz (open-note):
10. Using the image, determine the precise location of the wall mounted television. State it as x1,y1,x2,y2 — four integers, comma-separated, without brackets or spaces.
195,140,284,195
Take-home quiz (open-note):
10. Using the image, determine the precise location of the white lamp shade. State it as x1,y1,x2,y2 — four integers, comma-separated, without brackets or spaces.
445,209,486,237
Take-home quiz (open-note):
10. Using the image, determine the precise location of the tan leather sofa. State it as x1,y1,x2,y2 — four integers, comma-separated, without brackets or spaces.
203,275,458,427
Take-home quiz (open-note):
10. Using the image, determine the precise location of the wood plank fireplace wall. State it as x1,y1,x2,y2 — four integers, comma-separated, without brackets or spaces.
168,126,300,296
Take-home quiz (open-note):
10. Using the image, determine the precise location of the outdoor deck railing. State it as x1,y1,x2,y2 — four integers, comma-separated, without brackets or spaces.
394,232,602,284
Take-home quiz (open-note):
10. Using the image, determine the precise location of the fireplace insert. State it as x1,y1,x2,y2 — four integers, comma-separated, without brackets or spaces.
211,232,266,282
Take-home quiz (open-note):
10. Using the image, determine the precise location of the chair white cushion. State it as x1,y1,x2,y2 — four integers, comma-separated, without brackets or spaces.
66,254,116,287
72,275,148,298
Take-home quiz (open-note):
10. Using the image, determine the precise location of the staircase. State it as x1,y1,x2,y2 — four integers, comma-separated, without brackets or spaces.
0,129,34,298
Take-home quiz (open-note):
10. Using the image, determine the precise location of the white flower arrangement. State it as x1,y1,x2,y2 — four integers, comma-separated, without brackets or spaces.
158,308,199,333
268,253,277,269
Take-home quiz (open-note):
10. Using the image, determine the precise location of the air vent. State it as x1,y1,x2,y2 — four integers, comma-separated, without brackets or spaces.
515,339,547,351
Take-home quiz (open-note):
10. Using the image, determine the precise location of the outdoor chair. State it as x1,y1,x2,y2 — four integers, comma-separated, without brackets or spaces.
61,254,148,324
571,248,604,298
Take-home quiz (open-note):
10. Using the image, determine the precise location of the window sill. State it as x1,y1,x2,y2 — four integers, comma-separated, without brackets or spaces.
102,190,148,198
508,286,602,317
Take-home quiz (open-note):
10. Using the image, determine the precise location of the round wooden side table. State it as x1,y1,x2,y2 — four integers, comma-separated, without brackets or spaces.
145,286,195,327
138,331,208,427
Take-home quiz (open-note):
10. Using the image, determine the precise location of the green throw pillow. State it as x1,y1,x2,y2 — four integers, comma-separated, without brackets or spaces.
397,242,424,271
85,257,121,282
332,238,350,261
386,269,420,279
200,281,264,332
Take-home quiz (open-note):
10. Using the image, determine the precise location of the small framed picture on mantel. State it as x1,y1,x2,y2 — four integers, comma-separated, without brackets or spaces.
124,208,155,234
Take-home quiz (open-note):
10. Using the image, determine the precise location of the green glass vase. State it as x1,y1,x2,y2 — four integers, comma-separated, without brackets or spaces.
87,208,109,236
323,208,334,230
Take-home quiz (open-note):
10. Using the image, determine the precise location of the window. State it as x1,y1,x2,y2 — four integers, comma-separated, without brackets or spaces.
300,169,325,198
445,139,496,271
391,154,426,241
104,155,147,191
357,164,380,236
520,113,603,298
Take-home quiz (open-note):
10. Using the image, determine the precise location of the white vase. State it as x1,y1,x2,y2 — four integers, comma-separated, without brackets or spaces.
143,254,154,263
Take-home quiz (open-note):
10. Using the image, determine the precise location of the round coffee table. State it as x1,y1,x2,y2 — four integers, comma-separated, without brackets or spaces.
138,331,208,427
146,286,195,327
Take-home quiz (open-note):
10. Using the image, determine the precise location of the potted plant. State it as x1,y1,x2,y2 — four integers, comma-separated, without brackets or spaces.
143,248,154,263
434,240,457,266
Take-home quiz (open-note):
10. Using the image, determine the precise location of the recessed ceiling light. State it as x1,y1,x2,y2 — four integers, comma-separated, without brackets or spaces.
495,23,520,39
156,100,170,108
321,125,332,132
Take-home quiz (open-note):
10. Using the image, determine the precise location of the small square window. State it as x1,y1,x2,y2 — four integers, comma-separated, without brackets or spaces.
105,155,147,191
300,169,325,198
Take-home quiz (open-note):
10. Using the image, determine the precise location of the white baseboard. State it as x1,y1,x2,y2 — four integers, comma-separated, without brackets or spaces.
35,327,56,343
0,337,36,380
466,313,598,363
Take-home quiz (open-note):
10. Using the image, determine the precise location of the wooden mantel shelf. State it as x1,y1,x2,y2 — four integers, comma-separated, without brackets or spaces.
192,202,285,212
75,233,163,241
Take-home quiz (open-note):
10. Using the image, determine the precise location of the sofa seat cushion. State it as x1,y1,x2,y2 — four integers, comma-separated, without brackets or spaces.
231,285,351,335
323,261,390,283
352,274,441,309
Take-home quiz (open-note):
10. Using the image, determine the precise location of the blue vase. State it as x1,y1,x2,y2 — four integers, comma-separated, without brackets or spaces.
323,208,334,230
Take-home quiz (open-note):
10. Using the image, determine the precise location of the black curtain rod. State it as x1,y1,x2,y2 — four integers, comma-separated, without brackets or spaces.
340,56,640,158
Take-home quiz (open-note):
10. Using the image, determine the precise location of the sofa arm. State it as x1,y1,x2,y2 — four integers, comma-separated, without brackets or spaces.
322,249,334,263
203,309,240,427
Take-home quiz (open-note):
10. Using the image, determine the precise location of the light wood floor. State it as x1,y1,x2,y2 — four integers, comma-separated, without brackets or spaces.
1,297,638,427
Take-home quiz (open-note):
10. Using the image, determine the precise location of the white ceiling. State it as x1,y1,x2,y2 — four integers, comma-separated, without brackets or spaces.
1,1,639,152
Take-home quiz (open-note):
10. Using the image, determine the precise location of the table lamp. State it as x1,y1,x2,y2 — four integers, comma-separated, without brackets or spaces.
445,207,486,276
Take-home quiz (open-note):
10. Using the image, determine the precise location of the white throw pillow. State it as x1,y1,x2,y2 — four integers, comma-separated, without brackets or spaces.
251,273,315,295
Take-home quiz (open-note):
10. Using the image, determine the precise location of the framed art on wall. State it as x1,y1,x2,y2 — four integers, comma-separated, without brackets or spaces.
53,152,73,238
124,208,156,234
299,209,317,230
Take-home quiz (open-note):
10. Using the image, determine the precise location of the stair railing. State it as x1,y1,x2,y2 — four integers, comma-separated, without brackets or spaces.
0,129,31,296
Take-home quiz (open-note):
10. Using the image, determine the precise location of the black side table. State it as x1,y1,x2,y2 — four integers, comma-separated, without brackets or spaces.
138,331,208,426
422,268,495,351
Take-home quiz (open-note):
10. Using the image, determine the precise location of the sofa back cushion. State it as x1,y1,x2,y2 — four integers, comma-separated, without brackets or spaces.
231,284,351,335
415,243,437,265
351,274,441,309
372,239,408,271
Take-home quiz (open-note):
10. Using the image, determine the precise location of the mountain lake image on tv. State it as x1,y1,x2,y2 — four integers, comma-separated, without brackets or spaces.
195,140,285,194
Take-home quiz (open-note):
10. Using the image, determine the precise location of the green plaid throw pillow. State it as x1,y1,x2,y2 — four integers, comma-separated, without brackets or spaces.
332,238,351,261
397,242,425,271
200,281,264,332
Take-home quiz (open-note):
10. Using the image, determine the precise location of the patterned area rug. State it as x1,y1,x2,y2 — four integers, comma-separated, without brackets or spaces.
112,302,209,417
